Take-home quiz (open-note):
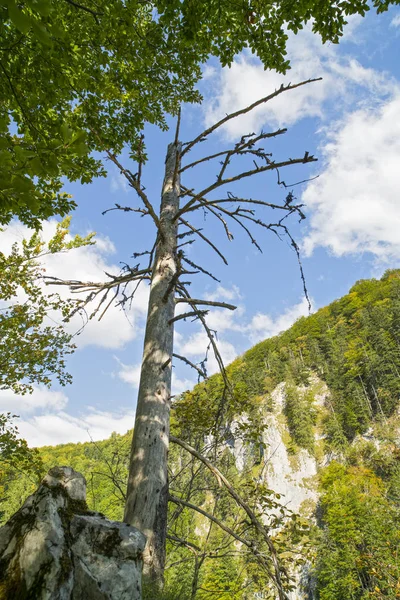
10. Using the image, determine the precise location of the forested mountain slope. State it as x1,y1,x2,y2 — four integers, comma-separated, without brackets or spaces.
2,271,400,599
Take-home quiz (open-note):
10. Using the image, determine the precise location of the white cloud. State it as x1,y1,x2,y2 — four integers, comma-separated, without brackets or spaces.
115,358,195,395
0,386,68,414
203,25,395,139
116,360,142,388
110,169,129,194
205,285,242,302
1,220,149,350
390,14,400,27
204,305,245,334
245,297,311,344
18,409,135,447
302,94,400,261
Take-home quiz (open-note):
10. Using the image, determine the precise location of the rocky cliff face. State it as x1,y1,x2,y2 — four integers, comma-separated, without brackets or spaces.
232,378,326,513
230,376,329,599
262,382,320,516
0,466,145,600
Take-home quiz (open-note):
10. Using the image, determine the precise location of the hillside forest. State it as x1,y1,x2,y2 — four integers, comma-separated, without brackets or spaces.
2,270,400,599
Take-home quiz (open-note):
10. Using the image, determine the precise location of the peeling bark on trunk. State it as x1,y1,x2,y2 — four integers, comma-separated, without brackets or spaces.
124,141,181,587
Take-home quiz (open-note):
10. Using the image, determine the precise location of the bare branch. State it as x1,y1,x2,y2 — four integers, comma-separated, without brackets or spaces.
170,435,287,594
168,494,255,551
166,533,201,553
98,290,119,322
45,267,151,293
169,310,208,325
181,187,237,243
185,193,264,252
176,153,317,219
181,78,322,157
179,218,228,265
168,495,290,599
184,196,304,216
275,173,320,189
176,284,230,391
105,151,161,230
180,128,287,174
102,203,148,217
181,256,220,283
175,298,236,311
172,353,207,380
45,266,151,323
89,126,161,231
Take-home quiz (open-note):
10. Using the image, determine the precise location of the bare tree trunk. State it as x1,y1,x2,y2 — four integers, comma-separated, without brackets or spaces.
124,141,181,587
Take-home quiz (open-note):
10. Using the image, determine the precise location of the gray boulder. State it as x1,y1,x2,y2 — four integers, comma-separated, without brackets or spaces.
0,466,145,599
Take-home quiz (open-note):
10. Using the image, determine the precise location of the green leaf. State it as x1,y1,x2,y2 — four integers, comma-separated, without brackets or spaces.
74,142,88,157
31,19,53,47
61,123,73,143
70,129,87,144
29,156,43,174
7,0,32,34
26,0,52,17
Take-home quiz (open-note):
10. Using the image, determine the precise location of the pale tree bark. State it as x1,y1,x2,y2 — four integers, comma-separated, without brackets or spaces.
124,141,181,586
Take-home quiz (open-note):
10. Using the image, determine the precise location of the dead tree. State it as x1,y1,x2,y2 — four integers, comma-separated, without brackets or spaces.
46,78,320,593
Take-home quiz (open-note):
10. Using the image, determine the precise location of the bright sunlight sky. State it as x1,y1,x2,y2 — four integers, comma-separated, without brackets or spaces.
3,8,400,446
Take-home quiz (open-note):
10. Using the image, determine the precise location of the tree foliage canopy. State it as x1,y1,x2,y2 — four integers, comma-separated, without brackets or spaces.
2,0,400,226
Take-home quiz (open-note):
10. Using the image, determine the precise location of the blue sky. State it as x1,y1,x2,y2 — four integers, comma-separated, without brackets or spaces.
3,7,400,446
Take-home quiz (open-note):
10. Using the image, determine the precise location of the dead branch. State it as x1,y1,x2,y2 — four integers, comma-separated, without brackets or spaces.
176,284,231,396
166,533,201,553
181,256,220,283
178,218,228,264
45,267,151,293
105,150,161,230
184,195,305,216
175,298,236,311
172,353,207,380
181,78,322,157
170,435,287,593
44,266,151,322
180,128,287,174
101,203,148,217
169,310,208,325
176,153,317,219
168,494,289,600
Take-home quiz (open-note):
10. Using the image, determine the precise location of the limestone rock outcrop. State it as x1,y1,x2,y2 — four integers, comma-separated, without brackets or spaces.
0,466,145,600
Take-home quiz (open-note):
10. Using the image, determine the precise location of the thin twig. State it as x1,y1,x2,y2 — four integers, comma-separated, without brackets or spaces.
64,0,102,23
